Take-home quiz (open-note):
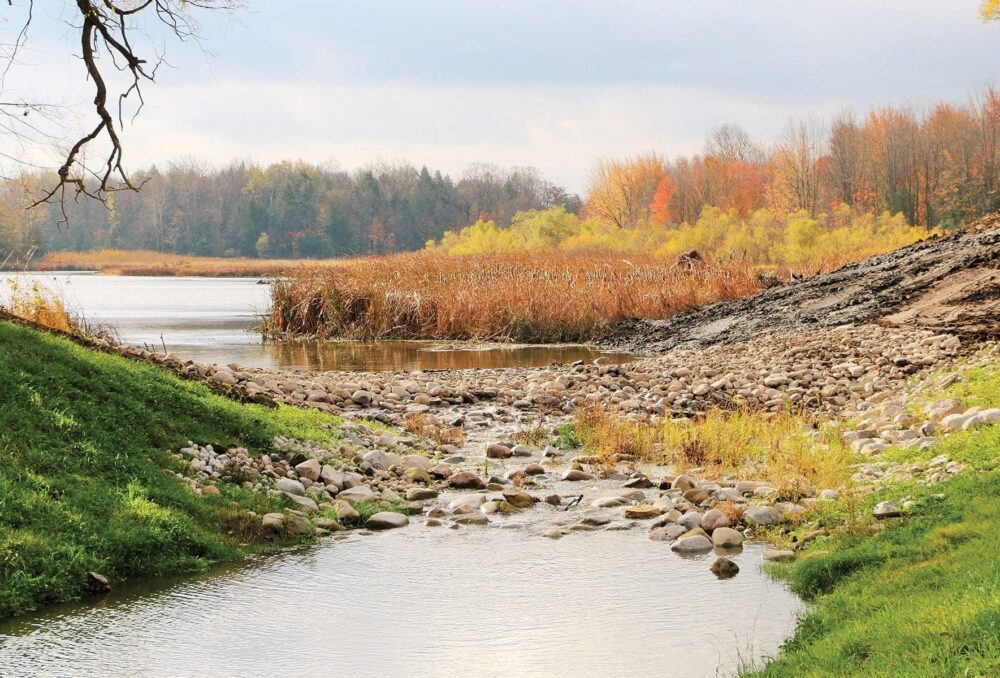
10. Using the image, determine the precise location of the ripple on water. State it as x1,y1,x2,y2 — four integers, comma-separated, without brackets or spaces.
0,527,802,678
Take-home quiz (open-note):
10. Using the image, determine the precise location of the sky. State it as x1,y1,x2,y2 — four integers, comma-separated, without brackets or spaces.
2,0,999,192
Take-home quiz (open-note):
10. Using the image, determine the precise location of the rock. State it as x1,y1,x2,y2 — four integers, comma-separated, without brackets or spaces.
402,467,431,484
201,485,220,496
286,514,314,535
294,458,321,481
735,480,765,495
261,512,285,533
544,494,561,506
320,465,346,490
351,389,373,406
525,463,545,475
678,511,703,530
453,513,489,526
363,450,391,469
700,508,730,531
449,494,486,513
429,464,454,479
710,557,740,579
672,474,696,491
762,549,795,562
873,501,902,519
495,501,520,514
85,571,111,594
624,505,660,519
275,477,306,496
398,454,432,471
367,512,409,530
582,515,611,527
405,487,438,501
338,485,376,503
449,471,486,489
671,530,714,552
743,506,781,526
683,488,709,504
331,499,360,522
542,528,563,539
502,490,534,509
563,469,594,481
425,518,443,527
284,493,319,512
623,475,654,489
314,517,346,531
209,370,238,385
649,525,687,541
711,527,744,547
486,443,513,459
511,444,532,457
592,495,627,508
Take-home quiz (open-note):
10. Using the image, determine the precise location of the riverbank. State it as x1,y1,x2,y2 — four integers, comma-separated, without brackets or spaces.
26,249,339,277
746,358,1000,676
0,320,345,618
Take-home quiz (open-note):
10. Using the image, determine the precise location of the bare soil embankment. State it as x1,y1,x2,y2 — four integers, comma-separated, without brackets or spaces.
601,212,1000,353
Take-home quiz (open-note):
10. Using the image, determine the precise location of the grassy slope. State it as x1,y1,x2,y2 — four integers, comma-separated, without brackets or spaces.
749,364,1000,677
0,320,338,619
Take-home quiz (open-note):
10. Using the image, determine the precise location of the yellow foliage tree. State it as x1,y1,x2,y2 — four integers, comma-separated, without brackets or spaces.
584,153,667,228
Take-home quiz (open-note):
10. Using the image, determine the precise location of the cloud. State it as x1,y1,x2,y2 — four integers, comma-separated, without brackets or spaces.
123,78,835,191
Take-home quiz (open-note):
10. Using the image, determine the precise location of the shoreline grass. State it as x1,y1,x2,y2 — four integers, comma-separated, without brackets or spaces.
743,361,1000,676
0,320,340,619
29,249,341,278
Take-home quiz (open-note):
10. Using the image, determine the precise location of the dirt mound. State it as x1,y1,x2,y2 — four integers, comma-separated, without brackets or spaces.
600,212,1000,353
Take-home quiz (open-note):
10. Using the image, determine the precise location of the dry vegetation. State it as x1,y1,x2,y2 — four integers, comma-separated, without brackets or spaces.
575,404,855,495
263,249,763,342
34,249,339,277
1,278,78,333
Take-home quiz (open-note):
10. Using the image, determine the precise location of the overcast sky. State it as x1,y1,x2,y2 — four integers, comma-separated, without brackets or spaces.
4,0,999,192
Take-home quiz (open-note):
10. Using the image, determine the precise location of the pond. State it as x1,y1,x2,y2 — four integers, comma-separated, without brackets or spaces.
0,525,801,678
1,272,632,371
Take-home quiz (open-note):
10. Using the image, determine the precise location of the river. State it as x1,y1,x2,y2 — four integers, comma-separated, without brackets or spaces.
0,271,802,677
0,272,632,371
0,525,801,678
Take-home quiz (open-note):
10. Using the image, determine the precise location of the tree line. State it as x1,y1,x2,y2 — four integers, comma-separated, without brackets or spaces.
1,87,998,260
0,162,577,258
586,87,1000,231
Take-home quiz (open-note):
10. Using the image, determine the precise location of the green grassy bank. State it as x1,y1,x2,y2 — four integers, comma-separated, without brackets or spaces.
749,362,1000,677
0,320,338,619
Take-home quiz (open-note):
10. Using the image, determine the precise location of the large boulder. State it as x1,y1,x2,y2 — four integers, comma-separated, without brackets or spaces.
711,527,744,547
275,477,305,496
338,485,376,503
294,458,322,481
449,471,486,489
366,512,409,530
743,506,781,526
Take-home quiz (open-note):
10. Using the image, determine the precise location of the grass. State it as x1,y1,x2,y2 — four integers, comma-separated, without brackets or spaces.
0,319,342,619
574,404,855,494
33,249,340,277
264,249,763,342
744,360,1000,677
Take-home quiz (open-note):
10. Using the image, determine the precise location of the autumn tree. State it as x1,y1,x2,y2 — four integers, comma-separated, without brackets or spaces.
649,175,675,225
585,153,667,228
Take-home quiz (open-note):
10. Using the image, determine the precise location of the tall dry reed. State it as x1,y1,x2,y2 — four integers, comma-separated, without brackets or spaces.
264,249,763,342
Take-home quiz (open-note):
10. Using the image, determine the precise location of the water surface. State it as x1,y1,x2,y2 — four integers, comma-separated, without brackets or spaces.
1,272,631,371
0,526,801,678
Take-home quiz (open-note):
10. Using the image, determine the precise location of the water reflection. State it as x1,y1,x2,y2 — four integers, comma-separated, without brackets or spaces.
0,528,801,678
1,273,632,371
